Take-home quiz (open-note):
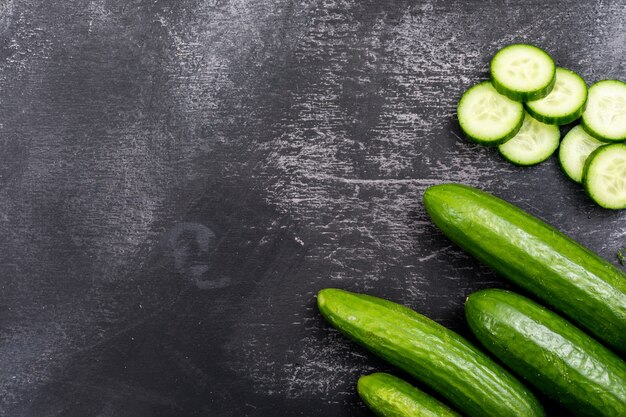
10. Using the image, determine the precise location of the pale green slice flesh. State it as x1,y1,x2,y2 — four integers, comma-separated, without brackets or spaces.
559,126,604,183
498,112,560,166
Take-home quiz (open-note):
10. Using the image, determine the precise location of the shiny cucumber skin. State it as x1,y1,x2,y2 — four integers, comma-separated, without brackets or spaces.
423,183,626,352
317,288,544,417
357,373,460,417
466,289,626,417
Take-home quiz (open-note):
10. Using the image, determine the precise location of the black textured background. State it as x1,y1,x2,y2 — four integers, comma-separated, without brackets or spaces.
0,0,624,416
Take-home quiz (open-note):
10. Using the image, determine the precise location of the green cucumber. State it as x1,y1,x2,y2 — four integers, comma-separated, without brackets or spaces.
357,373,460,417
490,44,556,102
317,288,544,417
423,183,626,352
466,289,626,417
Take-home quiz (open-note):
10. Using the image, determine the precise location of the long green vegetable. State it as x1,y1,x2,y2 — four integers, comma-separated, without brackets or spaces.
466,289,626,417
317,288,544,417
357,373,460,417
423,183,626,351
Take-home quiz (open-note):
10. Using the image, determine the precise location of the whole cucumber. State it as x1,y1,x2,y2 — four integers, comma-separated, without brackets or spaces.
357,372,460,417
466,289,626,417
317,288,544,417
423,183,626,352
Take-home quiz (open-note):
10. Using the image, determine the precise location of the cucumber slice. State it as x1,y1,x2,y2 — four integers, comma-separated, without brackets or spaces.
582,143,626,209
581,80,626,142
457,81,525,146
559,125,604,183
490,44,556,102
525,67,588,125
498,112,560,166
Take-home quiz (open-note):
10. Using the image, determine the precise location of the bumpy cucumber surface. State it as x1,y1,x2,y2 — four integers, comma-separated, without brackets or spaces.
466,289,626,417
525,67,588,125
317,288,544,417
423,183,626,352
457,81,525,145
490,44,556,102
357,373,460,417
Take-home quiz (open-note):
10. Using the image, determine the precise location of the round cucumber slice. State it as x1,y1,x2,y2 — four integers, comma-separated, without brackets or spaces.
457,81,525,146
498,112,560,166
582,143,626,209
559,126,604,183
581,80,626,142
490,44,556,102
525,67,588,125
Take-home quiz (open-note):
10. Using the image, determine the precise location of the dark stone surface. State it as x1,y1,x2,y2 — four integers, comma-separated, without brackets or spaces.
0,0,624,415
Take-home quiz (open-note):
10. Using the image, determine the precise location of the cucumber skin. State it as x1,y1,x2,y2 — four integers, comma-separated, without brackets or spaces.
466,289,626,417
498,145,555,166
423,183,626,352
492,73,556,102
525,99,586,125
581,118,626,143
357,373,460,417
317,288,545,417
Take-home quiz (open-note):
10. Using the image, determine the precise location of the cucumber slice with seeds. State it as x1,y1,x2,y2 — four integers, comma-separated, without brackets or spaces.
583,143,626,209
581,80,626,142
526,67,588,125
559,126,604,183
490,44,556,102
457,81,525,146
498,112,560,166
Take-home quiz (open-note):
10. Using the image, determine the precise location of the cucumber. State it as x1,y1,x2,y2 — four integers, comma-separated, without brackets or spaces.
559,125,604,183
457,81,525,145
525,67,588,125
317,288,545,417
357,373,460,417
490,44,556,102
582,143,626,209
423,183,626,352
497,112,560,166
581,80,626,142
466,289,626,417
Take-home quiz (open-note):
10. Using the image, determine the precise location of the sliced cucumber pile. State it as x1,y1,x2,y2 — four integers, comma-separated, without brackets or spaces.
498,112,560,166
490,44,556,102
559,126,604,183
526,67,587,125
581,80,626,142
457,43,626,209
582,143,626,209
